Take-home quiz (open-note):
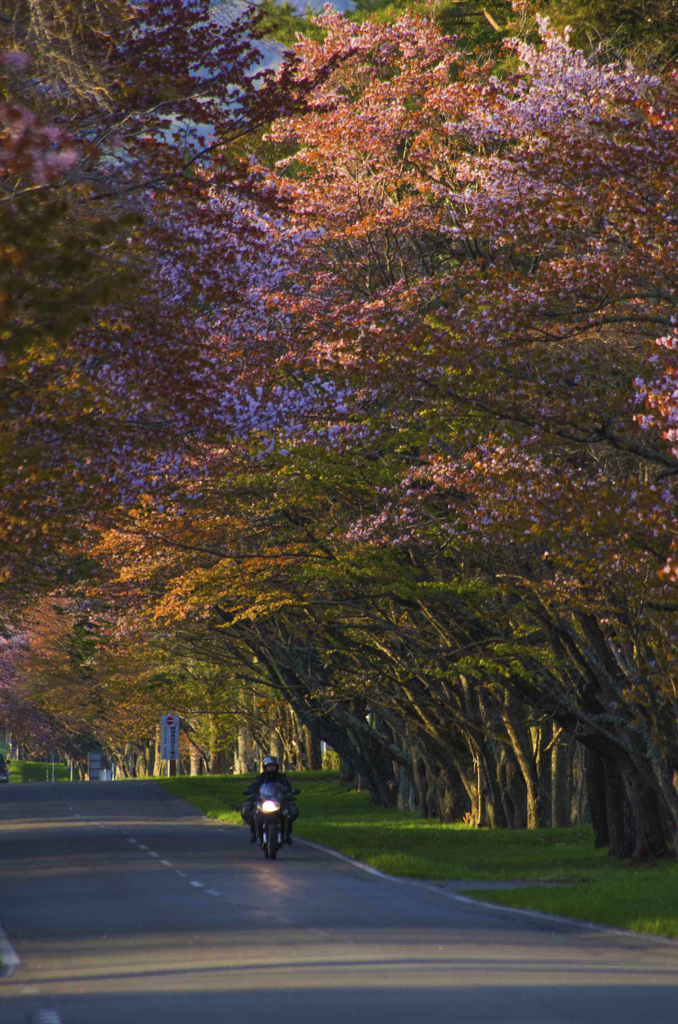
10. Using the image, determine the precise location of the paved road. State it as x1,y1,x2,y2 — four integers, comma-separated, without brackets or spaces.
1,782,678,1024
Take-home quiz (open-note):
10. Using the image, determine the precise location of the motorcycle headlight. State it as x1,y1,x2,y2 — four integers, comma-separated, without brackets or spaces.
261,799,280,813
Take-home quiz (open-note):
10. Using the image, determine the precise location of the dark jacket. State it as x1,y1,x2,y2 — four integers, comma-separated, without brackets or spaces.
245,770,294,799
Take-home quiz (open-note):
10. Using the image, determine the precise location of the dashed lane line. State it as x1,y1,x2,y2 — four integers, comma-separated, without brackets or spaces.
60,803,225,903
60,792,675,946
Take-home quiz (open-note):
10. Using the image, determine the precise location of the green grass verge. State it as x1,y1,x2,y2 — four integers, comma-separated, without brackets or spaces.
8,760,70,783
465,879,678,940
157,771,678,940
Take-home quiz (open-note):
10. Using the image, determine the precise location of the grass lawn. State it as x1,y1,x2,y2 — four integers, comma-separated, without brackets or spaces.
158,771,678,941
8,760,71,783
468,879,678,939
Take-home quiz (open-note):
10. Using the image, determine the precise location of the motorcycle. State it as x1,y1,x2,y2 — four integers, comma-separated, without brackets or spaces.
248,782,300,860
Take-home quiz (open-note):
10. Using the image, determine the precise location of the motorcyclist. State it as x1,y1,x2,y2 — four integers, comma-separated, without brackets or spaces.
241,755,298,845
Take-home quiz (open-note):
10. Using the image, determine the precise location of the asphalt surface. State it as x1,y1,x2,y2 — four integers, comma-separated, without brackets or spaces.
1,782,678,1024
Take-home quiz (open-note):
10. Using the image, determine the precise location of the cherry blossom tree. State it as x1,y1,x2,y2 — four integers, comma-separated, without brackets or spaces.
90,10,678,851
5,4,678,855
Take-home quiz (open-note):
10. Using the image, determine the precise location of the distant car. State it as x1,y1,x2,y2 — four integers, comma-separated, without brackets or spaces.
0,755,8,783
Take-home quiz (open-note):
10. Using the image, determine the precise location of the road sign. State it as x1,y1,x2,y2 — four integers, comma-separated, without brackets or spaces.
161,714,180,760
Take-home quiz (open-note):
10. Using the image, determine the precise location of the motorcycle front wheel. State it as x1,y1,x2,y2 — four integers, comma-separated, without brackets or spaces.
267,817,278,860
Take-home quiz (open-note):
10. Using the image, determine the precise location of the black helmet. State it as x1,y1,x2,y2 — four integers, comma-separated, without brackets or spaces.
263,755,279,769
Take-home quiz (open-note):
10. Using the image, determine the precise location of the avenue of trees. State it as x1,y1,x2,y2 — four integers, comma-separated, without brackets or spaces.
1,0,677,861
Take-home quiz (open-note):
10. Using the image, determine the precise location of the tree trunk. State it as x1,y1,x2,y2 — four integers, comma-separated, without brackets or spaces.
304,726,323,770
269,706,284,763
585,748,609,848
474,744,507,828
189,744,202,776
570,742,587,824
413,746,433,818
137,745,151,778
439,759,472,823
498,745,527,828
551,738,570,827
397,763,419,812
209,714,229,775
496,754,515,829
234,726,248,773
153,724,162,777
604,758,634,858
339,755,359,790
503,697,541,828
536,722,552,828
619,763,668,861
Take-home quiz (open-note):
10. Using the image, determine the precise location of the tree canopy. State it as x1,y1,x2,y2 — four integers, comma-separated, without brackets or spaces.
1,0,678,861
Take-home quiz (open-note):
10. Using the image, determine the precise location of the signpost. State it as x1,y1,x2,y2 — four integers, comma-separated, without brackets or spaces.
161,714,180,776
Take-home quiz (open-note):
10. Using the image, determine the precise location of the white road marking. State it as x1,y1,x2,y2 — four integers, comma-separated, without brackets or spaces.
293,836,678,947
205,889,221,896
138,844,149,850
189,880,204,888
31,1010,62,1024
176,870,186,878
0,922,20,978
127,838,137,844
148,851,159,858
160,860,172,866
